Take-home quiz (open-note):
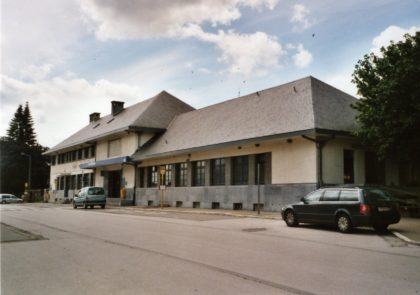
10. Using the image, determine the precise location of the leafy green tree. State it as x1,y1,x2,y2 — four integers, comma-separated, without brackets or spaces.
352,31,420,160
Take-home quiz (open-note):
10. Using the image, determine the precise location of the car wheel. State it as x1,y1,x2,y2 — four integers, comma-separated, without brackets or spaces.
73,202,77,209
101,204,105,209
336,214,352,233
284,210,298,227
374,224,388,233
84,202,88,209
90,205,94,209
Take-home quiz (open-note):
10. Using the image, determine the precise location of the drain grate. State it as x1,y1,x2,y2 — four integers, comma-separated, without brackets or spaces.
242,228,267,232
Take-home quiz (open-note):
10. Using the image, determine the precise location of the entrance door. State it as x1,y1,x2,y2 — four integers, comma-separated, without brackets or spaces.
108,170,121,198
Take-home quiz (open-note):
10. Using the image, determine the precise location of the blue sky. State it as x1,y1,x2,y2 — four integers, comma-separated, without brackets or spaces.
1,0,419,147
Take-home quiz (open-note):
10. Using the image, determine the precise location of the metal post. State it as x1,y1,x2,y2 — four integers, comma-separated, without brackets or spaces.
159,166,166,209
21,152,32,196
257,162,260,215
160,173,163,209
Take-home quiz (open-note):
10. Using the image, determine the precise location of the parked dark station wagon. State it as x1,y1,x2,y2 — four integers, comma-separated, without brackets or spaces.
281,187,401,233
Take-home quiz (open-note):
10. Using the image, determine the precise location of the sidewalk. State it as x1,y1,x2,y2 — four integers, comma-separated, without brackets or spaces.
108,205,420,245
107,205,282,219
19,203,420,245
389,218,420,246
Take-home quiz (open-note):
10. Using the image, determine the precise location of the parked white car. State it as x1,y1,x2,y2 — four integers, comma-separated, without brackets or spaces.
0,194,23,204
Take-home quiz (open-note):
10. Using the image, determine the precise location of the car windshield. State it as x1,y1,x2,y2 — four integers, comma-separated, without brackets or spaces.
363,189,393,202
88,188,104,195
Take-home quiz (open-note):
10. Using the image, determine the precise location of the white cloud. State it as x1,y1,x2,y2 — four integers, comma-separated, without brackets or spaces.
371,25,420,55
1,73,143,147
292,44,313,68
182,25,284,74
19,64,54,82
78,0,283,75
80,0,279,40
2,0,86,77
290,4,315,32
323,73,358,97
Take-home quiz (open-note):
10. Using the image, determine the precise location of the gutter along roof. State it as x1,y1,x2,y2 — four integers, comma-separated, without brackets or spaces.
131,76,358,161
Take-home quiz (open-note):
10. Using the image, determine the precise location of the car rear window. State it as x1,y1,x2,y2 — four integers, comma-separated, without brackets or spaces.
363,189,392,203
339,190,359,201
88,188,105,195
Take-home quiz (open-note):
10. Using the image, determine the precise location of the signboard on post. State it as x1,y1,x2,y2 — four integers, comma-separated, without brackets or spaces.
159,166,166,176
159,165,166,208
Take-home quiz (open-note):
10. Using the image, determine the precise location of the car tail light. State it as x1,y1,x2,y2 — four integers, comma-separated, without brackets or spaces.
359,204,371,215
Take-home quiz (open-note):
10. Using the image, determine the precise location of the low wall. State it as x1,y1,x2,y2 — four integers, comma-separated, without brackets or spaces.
135,183,316,212
50,189,79,203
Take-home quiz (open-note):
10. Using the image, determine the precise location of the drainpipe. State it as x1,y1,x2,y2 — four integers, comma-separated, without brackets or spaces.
301,135,334,188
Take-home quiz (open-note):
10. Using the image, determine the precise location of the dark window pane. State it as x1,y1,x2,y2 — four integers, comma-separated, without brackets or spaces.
165,164,173,186
322,190,340,201
176,163,188,187
344,149,354,184
304,190,323,202
211,158,225,185
232,156,248,185
193,161,206,186
255,153,267,184
340,190,359,201
148,166,158,187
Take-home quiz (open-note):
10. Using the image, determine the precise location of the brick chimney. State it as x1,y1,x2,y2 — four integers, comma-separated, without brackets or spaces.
89,112,100,123
111,101,125,116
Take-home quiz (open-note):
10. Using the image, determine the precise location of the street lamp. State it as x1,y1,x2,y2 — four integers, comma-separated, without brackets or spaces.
21,152,32,195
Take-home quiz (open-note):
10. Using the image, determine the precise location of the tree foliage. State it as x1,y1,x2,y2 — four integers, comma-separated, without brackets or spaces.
1,103,49,197
7,102,37,147
352,31,420,161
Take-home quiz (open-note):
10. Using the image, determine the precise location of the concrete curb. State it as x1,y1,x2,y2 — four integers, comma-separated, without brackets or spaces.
391,231,420,246
106,206,282,220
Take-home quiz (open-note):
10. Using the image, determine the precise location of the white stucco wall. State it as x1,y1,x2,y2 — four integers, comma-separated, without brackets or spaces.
271,138,317,184
96,132,139,160
139,137,317,185
322,139,365,185
49,158,94,189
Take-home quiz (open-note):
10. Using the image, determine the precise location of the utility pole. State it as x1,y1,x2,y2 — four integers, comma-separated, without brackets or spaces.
21,152,32,200
257,162,261,215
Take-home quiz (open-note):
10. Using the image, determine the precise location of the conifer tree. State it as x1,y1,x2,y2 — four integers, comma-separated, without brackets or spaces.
22,102,37,147
6,102,37,147
7,104,24,143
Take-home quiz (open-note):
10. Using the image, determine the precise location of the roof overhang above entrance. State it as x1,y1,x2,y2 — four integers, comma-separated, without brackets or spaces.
80,156,131,169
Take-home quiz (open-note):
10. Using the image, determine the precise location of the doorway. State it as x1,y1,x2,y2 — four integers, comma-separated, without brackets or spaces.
108,170,121,198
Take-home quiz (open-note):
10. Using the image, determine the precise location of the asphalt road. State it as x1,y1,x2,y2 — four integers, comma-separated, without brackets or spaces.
1,204,420,295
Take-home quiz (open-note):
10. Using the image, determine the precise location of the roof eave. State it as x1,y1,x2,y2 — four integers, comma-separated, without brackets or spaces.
43,127,130,155
132,128,354,162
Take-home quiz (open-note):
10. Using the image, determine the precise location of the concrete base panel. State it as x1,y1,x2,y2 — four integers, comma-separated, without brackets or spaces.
135,183,316,212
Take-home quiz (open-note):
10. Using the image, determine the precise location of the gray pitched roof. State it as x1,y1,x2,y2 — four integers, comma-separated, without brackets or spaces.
45,91,194,154
132,76,358,160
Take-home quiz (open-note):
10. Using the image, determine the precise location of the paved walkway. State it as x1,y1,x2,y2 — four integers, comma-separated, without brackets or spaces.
108,205,420,245
389,218,420,245
8,203,420,245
